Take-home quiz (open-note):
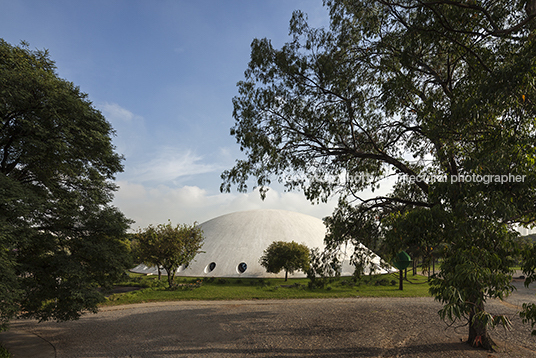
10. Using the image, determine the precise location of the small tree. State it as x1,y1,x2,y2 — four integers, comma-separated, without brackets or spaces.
136,221,204,287
306,247,341,288
260,241,310,281
134,227,164,280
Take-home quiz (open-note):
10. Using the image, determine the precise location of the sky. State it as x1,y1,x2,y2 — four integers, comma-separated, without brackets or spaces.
0,1,346,230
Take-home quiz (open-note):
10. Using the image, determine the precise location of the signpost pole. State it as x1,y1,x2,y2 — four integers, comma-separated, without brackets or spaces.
393,251,412,291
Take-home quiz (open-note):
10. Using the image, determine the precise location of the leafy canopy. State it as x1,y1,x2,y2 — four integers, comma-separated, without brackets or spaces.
135,221,204,287
223,0,536,348
0,39,132,328
259,241,310,281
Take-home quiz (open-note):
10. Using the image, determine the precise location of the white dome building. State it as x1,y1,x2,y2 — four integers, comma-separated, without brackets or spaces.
131,209,389,278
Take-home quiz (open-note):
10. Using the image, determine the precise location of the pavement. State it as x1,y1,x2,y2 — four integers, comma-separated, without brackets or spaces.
1,276,535,358
0,329,55,358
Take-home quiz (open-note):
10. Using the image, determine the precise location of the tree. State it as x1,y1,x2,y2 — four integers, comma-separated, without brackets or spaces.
259,241,310,281
132,230,165,281
135,222,204,287
222,1,536,349
0,40,132,328
306,247,341,288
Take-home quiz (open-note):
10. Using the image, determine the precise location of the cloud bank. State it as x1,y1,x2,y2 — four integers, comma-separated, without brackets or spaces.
113,182,338,230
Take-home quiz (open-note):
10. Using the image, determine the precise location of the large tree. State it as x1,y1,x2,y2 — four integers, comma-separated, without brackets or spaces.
135,221,204,287
222,1,536,349
0,40,132,328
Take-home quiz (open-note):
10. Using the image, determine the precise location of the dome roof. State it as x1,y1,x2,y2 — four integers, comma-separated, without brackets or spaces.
131,209,389,278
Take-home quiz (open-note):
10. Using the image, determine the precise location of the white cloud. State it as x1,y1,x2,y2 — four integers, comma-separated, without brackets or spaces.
99,102,147,158
128,149,218,183
113,182,338,231
217,146,233,160
100,102,136,122
99,103,221,185
112,169,397,232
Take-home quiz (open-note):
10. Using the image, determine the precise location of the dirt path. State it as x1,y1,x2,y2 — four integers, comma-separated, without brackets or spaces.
8,297,536,357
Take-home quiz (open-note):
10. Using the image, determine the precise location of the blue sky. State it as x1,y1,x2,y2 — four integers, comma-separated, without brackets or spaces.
3,1,534,238
1,1,344,229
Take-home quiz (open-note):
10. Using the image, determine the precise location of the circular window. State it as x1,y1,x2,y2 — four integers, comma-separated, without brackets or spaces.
237,262,247,274
204,262,216,274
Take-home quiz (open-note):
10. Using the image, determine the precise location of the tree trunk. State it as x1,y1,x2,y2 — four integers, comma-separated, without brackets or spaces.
165,266,176,288
157,266,161,280
285,270,288,281
468,303,495,350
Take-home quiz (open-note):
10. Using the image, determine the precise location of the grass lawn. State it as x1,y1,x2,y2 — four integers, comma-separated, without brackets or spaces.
101,271,431,306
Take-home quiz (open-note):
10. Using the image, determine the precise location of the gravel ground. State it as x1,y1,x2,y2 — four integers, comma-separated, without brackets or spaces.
8,296,536,358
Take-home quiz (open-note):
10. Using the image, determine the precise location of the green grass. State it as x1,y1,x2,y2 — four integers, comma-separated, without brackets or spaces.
101,272,431,306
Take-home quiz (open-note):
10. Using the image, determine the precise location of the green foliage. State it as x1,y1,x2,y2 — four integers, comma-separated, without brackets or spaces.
113,273,167,289
222,0,536,347
134,221,204,287
520,302,536,335
522,243,536,287
306,247,340,288
259,241,310,281
430,244,515,324
521,242,536,335
520,234,536,244
0,344,10,358
0,231,21,331
0,39,132,328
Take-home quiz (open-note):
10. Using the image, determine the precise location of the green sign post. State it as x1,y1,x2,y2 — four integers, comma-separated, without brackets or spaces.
393,251,412,290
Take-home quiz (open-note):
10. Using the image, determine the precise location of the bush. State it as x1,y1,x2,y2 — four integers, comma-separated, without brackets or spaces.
280,283,303,289
374,278,390,286
168,280,202,291
340,279,355,287
142,277,167,288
